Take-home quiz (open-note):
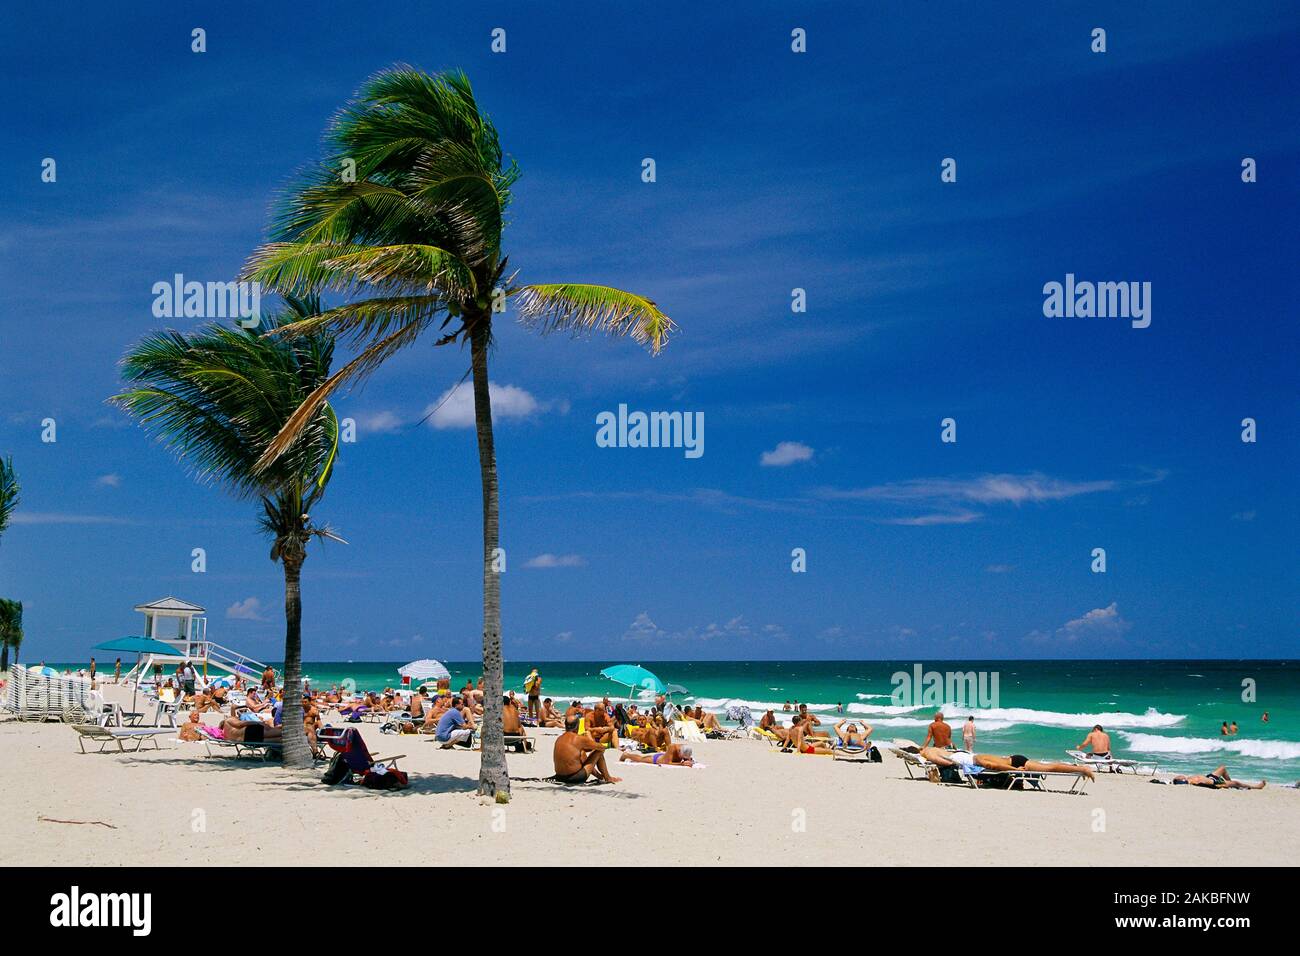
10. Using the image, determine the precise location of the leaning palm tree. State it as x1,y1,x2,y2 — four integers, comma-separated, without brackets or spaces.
0,456,18,543
111,302,342,768
241,67,675,798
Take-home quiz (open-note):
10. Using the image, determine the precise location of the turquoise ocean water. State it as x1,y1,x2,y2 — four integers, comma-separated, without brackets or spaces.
52,658,1300,781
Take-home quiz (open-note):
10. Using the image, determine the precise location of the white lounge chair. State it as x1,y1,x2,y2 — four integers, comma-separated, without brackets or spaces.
832,742,878,762
1066,750,1156,775
72,723,173,754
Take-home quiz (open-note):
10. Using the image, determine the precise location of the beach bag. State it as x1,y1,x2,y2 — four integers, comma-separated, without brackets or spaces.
362,767,408,790
869,745,882,763
321,753,351,785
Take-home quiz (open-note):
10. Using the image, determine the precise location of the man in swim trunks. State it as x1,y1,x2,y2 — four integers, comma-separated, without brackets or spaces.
923,712,953,749
922,748,1095,781
1171,766,1265,789
586,699,618,748
620,743,694,767
524,668,542,720
787,716,834,755
553,716,621,784
538,697,564,728
1079,724,1111,759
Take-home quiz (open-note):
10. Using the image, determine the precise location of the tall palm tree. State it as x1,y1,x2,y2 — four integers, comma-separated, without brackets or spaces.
111,302,343,768
241,67,676,798
0,599,21,671
0,458,19,673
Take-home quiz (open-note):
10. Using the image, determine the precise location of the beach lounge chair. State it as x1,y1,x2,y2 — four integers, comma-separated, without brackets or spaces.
72,723,173,754
674,720,707,742
1066,750,1156,775
890,748,1089,793
832,741,879,762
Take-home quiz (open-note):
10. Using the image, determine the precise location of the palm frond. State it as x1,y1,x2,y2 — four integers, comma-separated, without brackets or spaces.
251,318,426,474
512,283,676,354
0,456,20,540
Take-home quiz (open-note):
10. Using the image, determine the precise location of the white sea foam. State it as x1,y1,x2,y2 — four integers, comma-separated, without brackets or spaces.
846,702,1185,729
1118,732,1300,761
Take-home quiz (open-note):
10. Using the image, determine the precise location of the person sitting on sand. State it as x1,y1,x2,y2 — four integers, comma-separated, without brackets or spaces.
244,688,271,714
502,694,528,749
1079,724,1111,759
586,700,618,748
834,720,872,749
692,707,725,733
760,711,791,744
784,716,835,755
553,716,621,784
1170,766,1265,789
620,743,695,767
923,712,953,749
538,697,564,728
920,747,1095,781
434,695,475,748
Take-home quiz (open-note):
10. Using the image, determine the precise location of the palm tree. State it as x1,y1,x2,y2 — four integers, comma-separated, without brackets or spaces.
241,67,675,798
111,302,343,768
0,599,21,671
0,456,18,544
0,458,20,674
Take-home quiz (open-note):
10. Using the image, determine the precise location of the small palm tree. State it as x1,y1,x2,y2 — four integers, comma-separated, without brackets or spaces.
0,600,22,671
111,302,342,768
0,456,18,543
242,67,675,798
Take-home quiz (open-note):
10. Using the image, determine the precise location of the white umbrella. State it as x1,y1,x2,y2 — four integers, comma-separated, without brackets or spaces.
398,659,450,682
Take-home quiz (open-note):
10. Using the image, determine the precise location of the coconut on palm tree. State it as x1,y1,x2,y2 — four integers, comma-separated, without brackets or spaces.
111,302,343,768
240,67,675,798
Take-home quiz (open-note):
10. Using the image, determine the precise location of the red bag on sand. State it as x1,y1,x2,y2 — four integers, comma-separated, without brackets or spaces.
362,767,408,790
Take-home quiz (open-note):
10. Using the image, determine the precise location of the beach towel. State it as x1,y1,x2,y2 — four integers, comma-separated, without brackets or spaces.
326,726,377,773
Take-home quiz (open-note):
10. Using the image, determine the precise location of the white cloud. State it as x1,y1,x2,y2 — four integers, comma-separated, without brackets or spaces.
11,512,130,525
882,511,983,526
760,441,814,467
226,597,268,621
1055,602,1130,641
984,564,1014,573
425,383,543,430
356,410,404,434
524,553,585,569
818,472,1127,505
95,473,122,488
1231,510,1256,522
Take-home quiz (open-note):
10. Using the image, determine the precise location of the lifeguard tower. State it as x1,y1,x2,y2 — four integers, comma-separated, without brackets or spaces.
125,596,268,683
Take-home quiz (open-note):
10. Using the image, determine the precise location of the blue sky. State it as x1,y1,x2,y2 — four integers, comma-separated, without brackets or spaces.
1,1,1296,662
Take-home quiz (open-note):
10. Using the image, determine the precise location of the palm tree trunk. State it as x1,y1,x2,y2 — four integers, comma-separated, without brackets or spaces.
0,642,8,673
280,554,312,768
470,320,509,798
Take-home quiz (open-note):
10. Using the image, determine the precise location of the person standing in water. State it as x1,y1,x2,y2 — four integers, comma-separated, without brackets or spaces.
962,716,977,752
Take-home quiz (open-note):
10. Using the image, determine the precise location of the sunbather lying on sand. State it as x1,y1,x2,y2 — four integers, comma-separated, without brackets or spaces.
553,716,621,784
620,743,694,766
1170,766,1265,789
920,747,1095,781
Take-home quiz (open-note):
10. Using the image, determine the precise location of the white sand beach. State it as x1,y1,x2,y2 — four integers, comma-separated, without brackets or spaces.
1,685,1293,867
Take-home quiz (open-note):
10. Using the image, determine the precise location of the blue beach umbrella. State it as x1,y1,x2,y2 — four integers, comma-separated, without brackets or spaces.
28,665,58,677
599,664,667,698
94,635,185,716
